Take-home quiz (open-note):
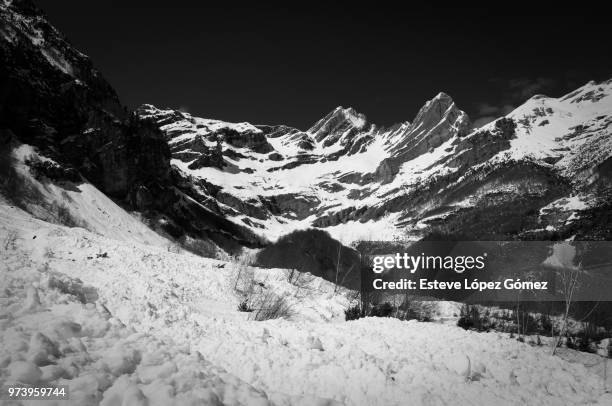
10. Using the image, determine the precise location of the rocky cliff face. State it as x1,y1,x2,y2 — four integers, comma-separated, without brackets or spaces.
0,0,264,254
375,92,471,182
0,0,164,197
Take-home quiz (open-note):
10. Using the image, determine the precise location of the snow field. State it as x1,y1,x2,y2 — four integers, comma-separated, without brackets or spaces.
2,202,611,405
0,243,274,406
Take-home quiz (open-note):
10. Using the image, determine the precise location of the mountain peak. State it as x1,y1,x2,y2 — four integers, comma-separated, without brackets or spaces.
308,106,368,143
384,91,470,163
409,92,463,133
327,106,366,124
433,91,452,101
428,92,455,110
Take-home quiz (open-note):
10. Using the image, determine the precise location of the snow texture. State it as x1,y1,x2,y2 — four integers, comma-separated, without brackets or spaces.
1,199,611,405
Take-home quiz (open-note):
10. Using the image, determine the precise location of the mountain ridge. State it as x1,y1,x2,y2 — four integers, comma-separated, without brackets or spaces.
2,0,611,256
138,78,612,244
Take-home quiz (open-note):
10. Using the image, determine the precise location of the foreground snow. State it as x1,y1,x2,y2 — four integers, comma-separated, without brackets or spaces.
1,203,611,405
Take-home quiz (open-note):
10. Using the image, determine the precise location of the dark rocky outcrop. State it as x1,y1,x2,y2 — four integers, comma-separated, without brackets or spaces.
259,193,321,220
223,148,248,161
297,136,315,151
267,154,318,172
25,155,80,183
216,191,269,220
256,124,301,138
221,127,274,153
312,206,369,227
0,1,166,199
443,117,517,170
268,152,284,161
187,143,224,169
0,0,263,254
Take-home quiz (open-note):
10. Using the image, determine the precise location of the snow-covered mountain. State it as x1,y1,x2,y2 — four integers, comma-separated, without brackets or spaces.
2,0,611,255
138,80,612,245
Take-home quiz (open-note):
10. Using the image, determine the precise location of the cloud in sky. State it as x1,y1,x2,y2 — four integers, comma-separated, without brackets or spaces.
506,77,557,102
472,102,516,128
472,116,497,128
473,76,558,128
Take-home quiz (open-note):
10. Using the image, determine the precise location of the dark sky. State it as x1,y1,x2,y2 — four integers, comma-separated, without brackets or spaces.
37,2,612,129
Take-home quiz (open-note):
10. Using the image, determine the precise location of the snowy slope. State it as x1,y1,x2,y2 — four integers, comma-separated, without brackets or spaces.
2,202,612,405
0,247,273,406
7,144,170,247
481,80,612,178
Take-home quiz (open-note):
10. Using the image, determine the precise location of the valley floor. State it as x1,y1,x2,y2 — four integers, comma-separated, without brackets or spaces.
1,202,611,406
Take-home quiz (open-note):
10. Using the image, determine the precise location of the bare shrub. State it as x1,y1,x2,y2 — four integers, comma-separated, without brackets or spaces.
370,302,393,317
344,304,362,320
231,255,299,321
249,291,293,321
457,304,496,331
237,299,253,313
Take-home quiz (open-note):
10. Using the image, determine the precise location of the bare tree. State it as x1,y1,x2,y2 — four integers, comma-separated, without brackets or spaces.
334,242,341,287
335,263,355,294
551,263,582,355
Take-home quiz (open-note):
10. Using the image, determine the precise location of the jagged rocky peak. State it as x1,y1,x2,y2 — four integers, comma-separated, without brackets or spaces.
308,106,368,144
408,92,469,134
137,104,191,129
136,104,276,157
256,124,301,139
388,92,470,155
